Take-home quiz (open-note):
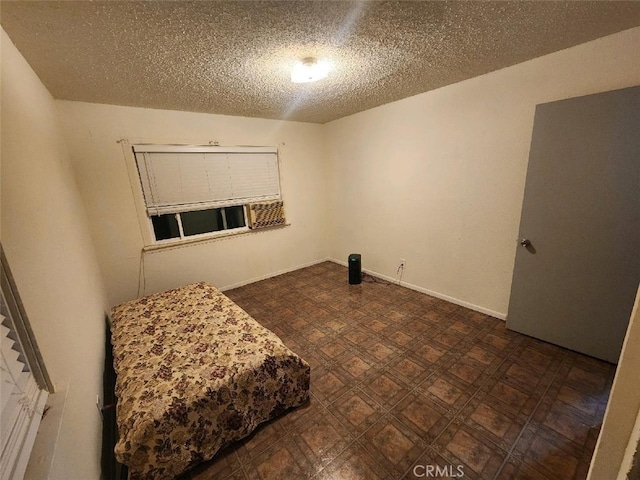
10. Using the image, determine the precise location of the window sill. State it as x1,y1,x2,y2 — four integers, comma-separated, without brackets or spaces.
142,223,290,253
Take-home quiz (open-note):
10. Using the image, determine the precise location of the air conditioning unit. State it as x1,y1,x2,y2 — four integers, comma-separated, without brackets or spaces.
247,201,286,230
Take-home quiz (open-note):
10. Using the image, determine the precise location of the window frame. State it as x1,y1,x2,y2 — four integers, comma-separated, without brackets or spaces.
123,141,284,249
151,205,250,244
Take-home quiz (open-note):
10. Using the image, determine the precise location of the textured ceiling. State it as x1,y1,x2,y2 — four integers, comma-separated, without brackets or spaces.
2,1,640,124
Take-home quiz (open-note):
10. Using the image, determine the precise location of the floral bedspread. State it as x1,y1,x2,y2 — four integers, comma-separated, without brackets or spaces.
110,282,310,480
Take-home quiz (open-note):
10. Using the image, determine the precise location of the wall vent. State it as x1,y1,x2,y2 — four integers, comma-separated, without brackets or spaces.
247,201,286,230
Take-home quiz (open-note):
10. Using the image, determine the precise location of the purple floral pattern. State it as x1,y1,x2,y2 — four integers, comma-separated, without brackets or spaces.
110,282,310,479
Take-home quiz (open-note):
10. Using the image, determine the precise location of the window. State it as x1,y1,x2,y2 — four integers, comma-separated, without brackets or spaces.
150,206,247,241
133,145,282,243
1,245,51,478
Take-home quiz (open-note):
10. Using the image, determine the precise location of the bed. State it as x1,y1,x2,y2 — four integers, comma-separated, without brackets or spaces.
109,281,310,480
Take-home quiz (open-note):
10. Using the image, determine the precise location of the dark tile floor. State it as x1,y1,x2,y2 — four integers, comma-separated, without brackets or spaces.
183,261,615,480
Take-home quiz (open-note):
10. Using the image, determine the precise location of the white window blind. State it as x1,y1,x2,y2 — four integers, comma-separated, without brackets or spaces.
133,145,281,215
1,313,47,480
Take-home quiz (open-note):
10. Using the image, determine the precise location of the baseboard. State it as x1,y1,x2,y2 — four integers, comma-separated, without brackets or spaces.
329,258,507,320
219,258,332,292
218,257,507,320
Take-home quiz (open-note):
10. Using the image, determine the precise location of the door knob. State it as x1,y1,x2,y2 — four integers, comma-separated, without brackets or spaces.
520,238,531,247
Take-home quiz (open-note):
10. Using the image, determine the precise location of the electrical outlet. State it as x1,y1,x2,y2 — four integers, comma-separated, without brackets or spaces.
400,259,406,268
96,395,103,418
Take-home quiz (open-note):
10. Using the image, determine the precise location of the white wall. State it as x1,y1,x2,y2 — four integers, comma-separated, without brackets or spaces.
1,29,109,480
617,404,640,480
324,27,640,317
55,102,329,306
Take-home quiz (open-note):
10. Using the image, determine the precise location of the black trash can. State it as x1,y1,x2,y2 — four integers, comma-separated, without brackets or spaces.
348,253,362,284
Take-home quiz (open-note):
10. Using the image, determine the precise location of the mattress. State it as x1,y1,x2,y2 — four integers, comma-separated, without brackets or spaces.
110,282,310,479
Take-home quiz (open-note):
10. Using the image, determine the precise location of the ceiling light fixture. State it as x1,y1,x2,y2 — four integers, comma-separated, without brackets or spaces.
291,57,330,83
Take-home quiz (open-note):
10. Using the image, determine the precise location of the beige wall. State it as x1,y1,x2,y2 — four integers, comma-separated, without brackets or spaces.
55,102,329,307
1,29,108,479
617,405,640,480
324,27,640,317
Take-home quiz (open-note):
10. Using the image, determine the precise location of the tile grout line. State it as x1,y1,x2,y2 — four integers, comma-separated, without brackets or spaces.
491,348,570,480
231,266,588,480
306,391,396,480
396,325,528,479
360,317,514,479
308,335,447,479
424,322,524,433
